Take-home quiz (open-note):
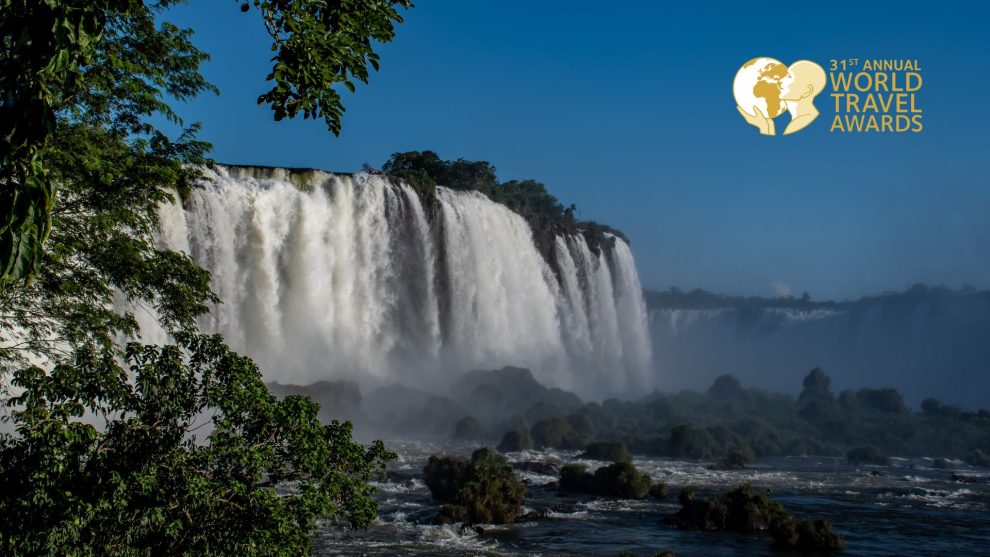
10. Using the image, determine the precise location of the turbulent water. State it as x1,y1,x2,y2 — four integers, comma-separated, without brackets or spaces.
318,443,990,556
149,166,651,398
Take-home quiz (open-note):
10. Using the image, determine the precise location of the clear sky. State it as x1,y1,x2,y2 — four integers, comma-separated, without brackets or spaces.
161,1,990,300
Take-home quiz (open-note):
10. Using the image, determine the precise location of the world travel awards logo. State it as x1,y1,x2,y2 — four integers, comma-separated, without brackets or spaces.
733,57,923,136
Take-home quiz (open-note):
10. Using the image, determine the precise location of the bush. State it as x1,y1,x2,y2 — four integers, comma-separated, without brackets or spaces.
666,483,843,552
649,482,670,500
531,417,586,449
0,336,395,556
847,446,891,466
771,517,844,551
558,461,652,499
497,430,535,453
580,441,631,462
423,447,527,525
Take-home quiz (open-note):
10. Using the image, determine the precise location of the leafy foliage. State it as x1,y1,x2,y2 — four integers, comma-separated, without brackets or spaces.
1,0,410,290
423,447,527,525
1,0,409,554
558,461,654,499
0,334,394,556
666,483,843,552
244,0,411,136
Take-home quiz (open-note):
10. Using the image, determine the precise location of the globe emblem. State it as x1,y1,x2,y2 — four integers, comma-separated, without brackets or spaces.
733,57,789,120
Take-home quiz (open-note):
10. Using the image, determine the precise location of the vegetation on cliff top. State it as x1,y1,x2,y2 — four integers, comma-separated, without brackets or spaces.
379,150,628,257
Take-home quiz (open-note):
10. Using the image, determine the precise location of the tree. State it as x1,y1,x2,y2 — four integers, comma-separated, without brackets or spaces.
1,0,409,553
0,334,393,555
1,0,410,289
798,368,833,405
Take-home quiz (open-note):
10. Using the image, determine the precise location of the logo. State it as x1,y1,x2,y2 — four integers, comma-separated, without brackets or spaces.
733,57,827,136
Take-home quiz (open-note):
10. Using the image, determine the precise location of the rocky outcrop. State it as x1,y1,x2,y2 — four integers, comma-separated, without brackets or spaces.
558,462,656,499
665,484,843,552
423,447,527,525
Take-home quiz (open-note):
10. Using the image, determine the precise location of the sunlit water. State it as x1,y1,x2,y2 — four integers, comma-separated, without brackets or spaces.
316,442,990,556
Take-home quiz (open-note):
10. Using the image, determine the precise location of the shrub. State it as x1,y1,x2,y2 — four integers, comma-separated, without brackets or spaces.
423,447,527,525
558,461,652,499
580,441,631,462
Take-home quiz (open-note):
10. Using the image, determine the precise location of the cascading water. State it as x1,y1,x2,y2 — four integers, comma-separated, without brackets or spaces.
149,166,652,399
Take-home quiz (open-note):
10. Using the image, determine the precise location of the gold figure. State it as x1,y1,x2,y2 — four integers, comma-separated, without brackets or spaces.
733,58,826,136
779,60,827,135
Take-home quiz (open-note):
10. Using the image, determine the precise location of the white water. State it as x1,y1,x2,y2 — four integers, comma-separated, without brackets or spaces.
149,166,652,398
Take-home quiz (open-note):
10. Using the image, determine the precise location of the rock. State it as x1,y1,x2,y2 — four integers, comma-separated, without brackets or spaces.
450,366,583,425
966,449,990,467
363,384,467,437
423,447,527,525
707,449,753,470
512,460,561,476
932,457,954,470
847,445,891,466
453,416,482,440
951,473,988,484
558,461,652,499
498,430,535,452
580,441,631,462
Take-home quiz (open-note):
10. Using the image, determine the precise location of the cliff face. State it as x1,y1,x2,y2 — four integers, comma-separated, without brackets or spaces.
148,164,652,400
647,286,990,408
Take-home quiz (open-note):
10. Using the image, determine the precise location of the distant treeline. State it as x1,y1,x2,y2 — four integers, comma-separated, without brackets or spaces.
644,283,989,311
375,151,626,255
494,367,990,465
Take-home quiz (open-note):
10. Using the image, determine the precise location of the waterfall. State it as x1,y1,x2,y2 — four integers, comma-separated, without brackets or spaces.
150,166,653,398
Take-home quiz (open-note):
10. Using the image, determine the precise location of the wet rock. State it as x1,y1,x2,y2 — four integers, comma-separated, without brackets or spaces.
512,460,561,476
950,472,988,484
707,449,753,470
932,458,954,470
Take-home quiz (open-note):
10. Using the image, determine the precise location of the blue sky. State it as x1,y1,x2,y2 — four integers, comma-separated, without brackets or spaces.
162,1,990,299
